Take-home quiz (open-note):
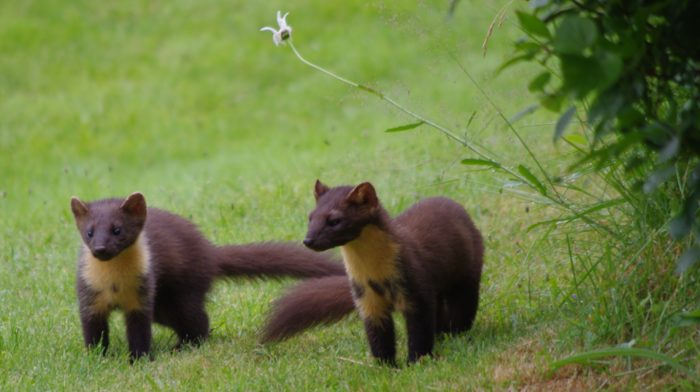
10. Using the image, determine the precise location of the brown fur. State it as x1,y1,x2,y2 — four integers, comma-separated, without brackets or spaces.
71,192,344,360
260,275,356,342
262,181,484,365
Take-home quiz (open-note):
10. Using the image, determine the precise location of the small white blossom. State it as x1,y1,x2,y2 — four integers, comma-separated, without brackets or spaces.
260,11,292,46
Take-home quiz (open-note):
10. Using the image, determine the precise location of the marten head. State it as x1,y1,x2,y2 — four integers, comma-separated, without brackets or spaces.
303,180,381,251
70,192,147,261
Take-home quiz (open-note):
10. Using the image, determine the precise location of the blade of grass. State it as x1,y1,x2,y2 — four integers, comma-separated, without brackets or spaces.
550,347,697,378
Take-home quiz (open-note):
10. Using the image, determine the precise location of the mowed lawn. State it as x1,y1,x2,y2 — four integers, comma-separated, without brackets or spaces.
0,1,576,390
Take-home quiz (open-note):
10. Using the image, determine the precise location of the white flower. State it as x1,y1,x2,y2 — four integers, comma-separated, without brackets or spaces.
260,11,292,46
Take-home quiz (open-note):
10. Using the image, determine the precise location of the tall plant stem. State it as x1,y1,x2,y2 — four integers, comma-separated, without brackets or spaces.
289,41,490,161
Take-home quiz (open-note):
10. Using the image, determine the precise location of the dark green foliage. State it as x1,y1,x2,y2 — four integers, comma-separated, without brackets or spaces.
507,0,700,273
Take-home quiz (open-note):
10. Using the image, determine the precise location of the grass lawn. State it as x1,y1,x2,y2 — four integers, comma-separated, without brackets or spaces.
1,0,695,390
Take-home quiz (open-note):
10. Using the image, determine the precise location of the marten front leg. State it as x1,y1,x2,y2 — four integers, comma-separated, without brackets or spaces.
404,300,436,363
80,312,110,354
363,314,397,366
125,310,152,361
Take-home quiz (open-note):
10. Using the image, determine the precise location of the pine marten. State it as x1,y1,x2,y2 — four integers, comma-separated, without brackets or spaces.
261,181,483,365
70,192,344,360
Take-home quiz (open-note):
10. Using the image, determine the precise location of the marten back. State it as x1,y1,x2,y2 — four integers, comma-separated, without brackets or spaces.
395,197,483,289
141,207,219,291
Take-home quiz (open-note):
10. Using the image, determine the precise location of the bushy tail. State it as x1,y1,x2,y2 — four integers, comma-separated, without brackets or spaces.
260,275,355,343
215,242,345,279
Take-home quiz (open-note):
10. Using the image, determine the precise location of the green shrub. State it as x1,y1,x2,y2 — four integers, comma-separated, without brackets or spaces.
507,0,700,272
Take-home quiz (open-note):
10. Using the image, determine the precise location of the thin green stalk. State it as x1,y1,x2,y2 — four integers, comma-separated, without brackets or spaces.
448,51,559,197
288,41,490,160
288,41,359,89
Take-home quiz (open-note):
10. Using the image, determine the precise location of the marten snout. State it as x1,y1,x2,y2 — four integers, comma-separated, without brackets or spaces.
91,245,110,260
90,243,120,261
302,235,327,252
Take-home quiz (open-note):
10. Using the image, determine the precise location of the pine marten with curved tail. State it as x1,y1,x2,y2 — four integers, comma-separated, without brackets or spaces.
70,192,344,360
261,181,484,365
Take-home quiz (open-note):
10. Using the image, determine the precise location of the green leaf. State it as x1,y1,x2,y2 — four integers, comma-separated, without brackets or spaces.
560,55,602,98
567,132,643,172
553,15,597,55
658,137,680,163
564,134,586,146
689,163,700,188
643,165,675,194
550,347,696,378
669,215,692,240
461,159,502,169
554,106,576,142
676,245,700,274
517,164,547,195
515,41,541,52
594,50,623,92
385,121,424,133
465,111,477,129
509,104,539,123
560,50,622,98
497,52,535,74
515,11,551,39
675,309,700,327
530,0,549,9
541,93,565,112
528,72,551,93
588,89,626,125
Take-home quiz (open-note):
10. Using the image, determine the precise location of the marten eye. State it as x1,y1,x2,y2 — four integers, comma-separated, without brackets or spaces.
87,229,94,238
327,218,341,227
112,227,122,235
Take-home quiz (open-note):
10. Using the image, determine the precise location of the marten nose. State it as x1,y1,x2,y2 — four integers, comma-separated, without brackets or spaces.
302,238,313,247
92,246,109,259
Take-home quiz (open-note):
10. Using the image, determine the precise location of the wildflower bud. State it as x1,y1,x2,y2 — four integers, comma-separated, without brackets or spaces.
260,11,292,46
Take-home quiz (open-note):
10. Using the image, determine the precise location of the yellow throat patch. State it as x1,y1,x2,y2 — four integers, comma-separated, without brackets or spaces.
81,234,151,315
340,225,405,320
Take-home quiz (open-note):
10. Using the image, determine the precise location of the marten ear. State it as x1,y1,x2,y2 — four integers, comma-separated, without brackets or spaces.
70,197,89,221
314,179,330,201
346,182,378,207
120,192,147,219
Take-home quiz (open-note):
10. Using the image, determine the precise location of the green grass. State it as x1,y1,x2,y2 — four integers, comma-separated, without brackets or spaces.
1,0,696,390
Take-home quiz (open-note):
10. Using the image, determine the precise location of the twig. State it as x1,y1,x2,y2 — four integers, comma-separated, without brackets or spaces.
337,356,377,368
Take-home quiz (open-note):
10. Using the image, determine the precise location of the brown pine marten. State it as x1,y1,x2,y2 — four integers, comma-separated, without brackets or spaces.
70,192,344,360
261,181,483,365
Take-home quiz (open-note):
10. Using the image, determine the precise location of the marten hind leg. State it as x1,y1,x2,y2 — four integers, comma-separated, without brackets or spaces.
435,294,451,335
172,295,210,349
441,284,479,334
154,292,210,350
